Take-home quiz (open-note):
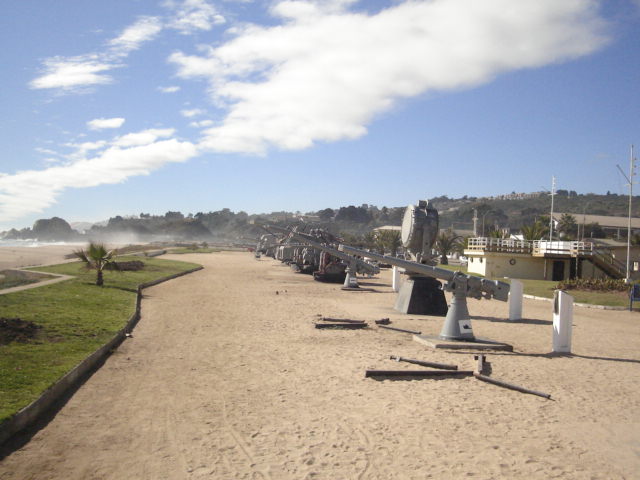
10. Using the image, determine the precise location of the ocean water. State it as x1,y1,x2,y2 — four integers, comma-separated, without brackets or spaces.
0,239,86,248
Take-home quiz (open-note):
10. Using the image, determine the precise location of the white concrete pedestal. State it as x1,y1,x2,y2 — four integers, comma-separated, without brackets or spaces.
392,266,403,293
508,279,523,321
552,290,573,353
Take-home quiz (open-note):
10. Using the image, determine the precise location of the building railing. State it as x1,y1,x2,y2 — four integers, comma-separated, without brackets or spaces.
467,238,604,256
532,241,578,256
466,237,533,253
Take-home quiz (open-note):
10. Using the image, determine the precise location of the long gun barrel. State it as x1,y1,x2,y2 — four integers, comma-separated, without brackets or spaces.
290,232,379,276
339,244,509,301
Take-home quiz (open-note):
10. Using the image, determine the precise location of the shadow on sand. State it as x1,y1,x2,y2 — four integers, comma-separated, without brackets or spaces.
446,349,640,365
471,315,552,326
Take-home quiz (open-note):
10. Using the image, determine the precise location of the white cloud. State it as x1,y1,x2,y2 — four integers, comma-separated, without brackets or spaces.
30,1,227,92
87,117,126,130
190,119,214,127
108,16,163,55
158,85,181,93
166,0,226,34
169,0,609,155
181,108,206,117
31,15,161,91
30,55,115,90
35,147,59,156
112,128,176,147
0,133,197,221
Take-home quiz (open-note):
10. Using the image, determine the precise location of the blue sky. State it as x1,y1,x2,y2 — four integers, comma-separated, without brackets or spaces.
1,0,639,230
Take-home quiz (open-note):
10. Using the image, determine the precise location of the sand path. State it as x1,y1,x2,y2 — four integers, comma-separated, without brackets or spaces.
1,251,639,479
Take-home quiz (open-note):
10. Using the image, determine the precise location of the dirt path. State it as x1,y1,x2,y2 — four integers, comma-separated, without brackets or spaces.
1,252,639,479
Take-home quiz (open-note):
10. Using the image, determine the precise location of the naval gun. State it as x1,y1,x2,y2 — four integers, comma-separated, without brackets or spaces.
339,244,509,342
255,232,279,258
392,199,448,315
255,224,305,260
401,199,439,264
289,231,380,288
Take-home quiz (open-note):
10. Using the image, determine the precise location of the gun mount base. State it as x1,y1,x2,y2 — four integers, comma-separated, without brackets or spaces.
413,334,514,351
394,276,448,316
439,291,475,341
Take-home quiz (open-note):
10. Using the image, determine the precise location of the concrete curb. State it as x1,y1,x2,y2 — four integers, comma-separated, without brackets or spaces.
522,294,628,311
0,265,203,446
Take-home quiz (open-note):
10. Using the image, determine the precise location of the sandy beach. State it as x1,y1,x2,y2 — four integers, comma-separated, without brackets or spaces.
0,245,79,271
1,250,639,479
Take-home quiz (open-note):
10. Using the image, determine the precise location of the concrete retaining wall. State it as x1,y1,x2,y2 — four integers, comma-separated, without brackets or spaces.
0,265,203,446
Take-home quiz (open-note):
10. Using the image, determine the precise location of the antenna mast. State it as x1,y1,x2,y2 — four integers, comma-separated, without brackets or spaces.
549,176,556,242
626,145,635,282
617,145,636,282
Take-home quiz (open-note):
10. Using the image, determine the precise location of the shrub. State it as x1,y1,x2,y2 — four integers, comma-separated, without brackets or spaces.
107,260,145,271
557,278,628,292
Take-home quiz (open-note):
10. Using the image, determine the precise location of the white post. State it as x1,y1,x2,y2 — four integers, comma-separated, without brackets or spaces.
552,290,573,353
508,279,523,321
392,266,403,292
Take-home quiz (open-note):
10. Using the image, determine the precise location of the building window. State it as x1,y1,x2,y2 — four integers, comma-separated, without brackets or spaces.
479,258,483,263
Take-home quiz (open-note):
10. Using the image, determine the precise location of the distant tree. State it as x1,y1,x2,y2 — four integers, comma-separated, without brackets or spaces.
362,231,377,250
335,206,372,223
584,222,606,239
164,211,184,221
73,242,117,286
454,235,472,256
318,208,335,221
339,232,362,247
521,222,549,241
557,213,578,239
435,229,462,265
108,215,124,226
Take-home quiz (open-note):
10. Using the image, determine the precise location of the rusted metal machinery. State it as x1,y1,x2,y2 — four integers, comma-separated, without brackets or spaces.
257,224,376,286
289,230,379,288
255,232,279,258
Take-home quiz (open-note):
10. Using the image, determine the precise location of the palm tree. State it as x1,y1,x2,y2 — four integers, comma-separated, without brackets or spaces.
435,229,461,265
557,213,578,240
73,242,117,286
521,222,549,241
376,229,402,255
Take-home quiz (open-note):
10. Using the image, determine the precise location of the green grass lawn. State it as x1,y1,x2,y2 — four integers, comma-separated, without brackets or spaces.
435,263,630,307
0,256,200,423
0,270,55,290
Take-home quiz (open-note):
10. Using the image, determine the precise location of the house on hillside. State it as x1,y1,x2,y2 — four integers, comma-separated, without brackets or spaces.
464,237,640,281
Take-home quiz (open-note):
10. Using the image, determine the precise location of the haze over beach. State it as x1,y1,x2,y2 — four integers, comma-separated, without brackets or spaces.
0,0,639,232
